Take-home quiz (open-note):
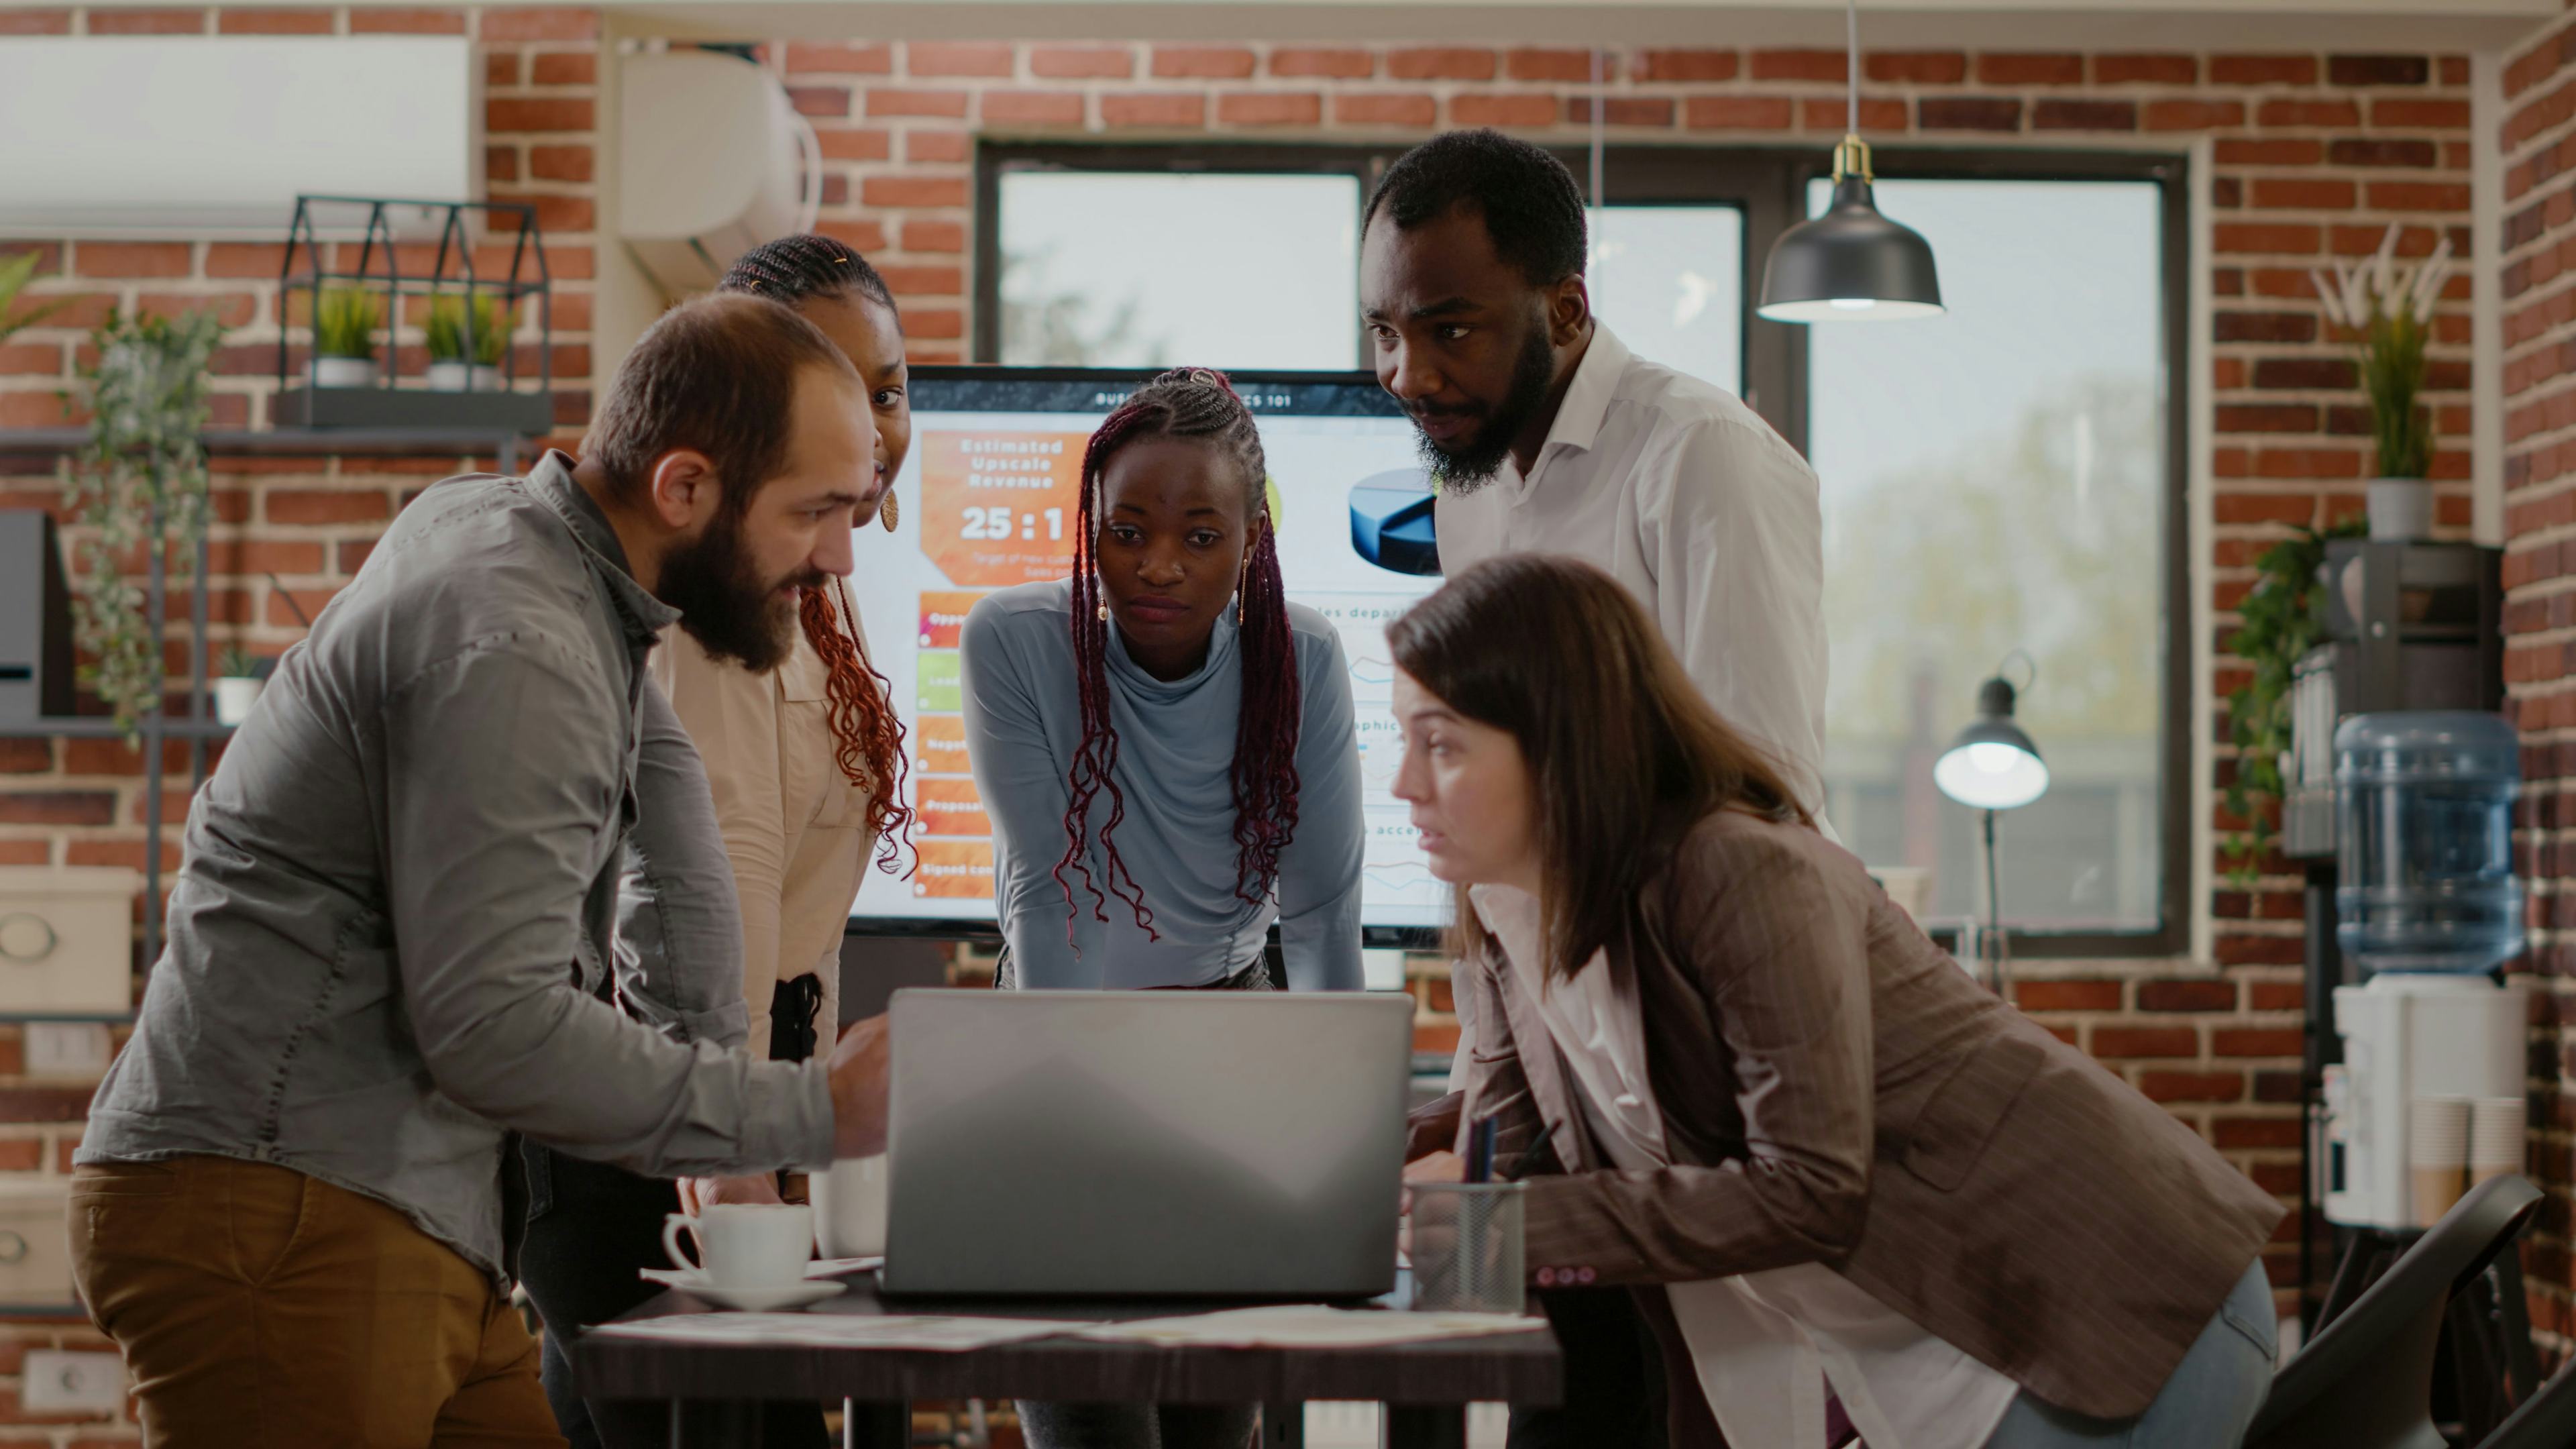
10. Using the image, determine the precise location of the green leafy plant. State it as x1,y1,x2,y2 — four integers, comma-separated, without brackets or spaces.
425,292,513,366
2222,517,2369,884
0,250,72,342
313,286,378,361
215,645,262,680
62,309,227,737
2312,226,2453,480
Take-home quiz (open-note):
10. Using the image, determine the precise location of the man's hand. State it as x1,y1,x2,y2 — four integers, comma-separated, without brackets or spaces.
678,1173,784,1215
827,1014,892,1160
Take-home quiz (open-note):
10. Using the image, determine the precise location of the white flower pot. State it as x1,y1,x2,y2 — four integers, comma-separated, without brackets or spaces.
212,676,264,727
312,356,375,389
2366,478,2434,542
427,362,504,392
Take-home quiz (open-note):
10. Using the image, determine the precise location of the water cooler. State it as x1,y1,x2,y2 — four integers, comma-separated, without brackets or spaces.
2320,711,2524,1233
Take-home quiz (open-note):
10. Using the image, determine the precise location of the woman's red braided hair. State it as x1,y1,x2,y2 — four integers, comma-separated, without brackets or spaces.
1054,368,1302,940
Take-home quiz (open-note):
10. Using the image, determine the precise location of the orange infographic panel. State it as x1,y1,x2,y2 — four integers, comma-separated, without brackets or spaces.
916,777,992,841
917,590,982,650
918,431,1088,588
914,713,971,777
914,838,996,900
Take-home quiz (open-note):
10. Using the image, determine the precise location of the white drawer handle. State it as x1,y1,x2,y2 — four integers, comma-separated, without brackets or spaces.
0,1231,28,1265
0,914,55,965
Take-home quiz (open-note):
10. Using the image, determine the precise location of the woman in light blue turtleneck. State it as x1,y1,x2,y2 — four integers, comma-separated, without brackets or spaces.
959,367,1363,998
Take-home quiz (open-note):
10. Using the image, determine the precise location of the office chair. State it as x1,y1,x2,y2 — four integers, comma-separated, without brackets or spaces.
2472,1361,2576,1449
2245,1174,2541,1449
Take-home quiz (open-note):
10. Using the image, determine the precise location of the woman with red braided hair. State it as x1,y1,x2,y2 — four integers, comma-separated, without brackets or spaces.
960,367,1364,1449
515,234,916,1449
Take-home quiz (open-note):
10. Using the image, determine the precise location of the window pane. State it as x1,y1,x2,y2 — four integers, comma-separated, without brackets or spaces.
997,172,1360,370
1805,179,2166,932
1587,205,1743,398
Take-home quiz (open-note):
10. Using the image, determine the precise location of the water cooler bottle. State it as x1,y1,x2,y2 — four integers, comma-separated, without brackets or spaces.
2322,711,2525,1232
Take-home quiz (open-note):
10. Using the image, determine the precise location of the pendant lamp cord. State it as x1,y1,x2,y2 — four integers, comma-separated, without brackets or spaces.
1845,0,1859,136
1589,46,1606,237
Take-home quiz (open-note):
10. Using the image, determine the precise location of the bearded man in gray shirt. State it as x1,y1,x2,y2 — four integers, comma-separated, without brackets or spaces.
71,294,892,1446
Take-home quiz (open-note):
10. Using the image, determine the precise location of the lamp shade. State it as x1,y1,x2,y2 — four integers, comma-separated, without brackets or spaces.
1758,171,1945,323
1935,678,2048,810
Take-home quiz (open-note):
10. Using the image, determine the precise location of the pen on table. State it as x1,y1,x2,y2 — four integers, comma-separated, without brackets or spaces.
1503,1119,1558,1183
1467,1114,1499,1184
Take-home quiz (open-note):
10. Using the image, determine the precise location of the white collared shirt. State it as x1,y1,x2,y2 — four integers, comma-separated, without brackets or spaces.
1433,323,1830,818
1469,884,2021,1449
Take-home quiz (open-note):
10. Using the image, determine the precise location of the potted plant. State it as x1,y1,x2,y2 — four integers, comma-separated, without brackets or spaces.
2311,226,2453,541
0,249,72,343
62,307,227,737
425,292,512,392
311,286,378,389
2222,517,2367,884
212,645,264,727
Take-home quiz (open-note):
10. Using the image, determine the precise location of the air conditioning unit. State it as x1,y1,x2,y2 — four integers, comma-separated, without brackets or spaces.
0,38,478,239
619,49,822,298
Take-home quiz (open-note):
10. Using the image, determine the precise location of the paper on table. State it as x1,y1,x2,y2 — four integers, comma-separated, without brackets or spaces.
1074,1305,1542,1349
588,1313,1080,1352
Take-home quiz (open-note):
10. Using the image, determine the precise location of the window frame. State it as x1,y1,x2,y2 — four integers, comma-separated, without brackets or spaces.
974,140,2194,959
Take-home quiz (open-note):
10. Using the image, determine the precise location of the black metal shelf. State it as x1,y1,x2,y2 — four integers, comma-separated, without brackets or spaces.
0,1305,88,1322
0,716,234,741
0,425,541,463
2,419,543,965
0,1012,133,1025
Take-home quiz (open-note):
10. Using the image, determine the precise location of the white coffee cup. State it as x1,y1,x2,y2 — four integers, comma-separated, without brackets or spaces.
811,1155,889,1259
661,1203,813,1288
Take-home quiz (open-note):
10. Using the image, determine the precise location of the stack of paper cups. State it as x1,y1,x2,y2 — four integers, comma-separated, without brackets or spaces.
2410,1097,2471,1227
2470,1096,2528,1189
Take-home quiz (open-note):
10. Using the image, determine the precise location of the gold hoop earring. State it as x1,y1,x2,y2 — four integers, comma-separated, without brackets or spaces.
879,491,899,533
1097,600,1109,623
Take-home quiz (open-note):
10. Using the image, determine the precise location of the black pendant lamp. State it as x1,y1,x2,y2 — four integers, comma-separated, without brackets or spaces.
1757,0,1943,323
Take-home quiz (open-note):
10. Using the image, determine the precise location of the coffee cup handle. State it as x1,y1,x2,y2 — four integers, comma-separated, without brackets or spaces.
661,1212,704,1274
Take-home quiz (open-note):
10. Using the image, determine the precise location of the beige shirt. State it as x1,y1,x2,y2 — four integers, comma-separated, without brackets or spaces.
649,604,881,1049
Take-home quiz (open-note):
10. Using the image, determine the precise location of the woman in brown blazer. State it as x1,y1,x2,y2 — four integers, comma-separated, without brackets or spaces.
1388,554,2284,1449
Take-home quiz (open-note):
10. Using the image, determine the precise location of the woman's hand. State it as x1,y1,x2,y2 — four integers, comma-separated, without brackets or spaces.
1405,1150,1467,1185
677,1173,785,1214
1397,1149,1468,1261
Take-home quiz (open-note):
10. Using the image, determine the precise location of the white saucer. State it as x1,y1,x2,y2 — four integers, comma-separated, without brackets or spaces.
639,1269,842,1312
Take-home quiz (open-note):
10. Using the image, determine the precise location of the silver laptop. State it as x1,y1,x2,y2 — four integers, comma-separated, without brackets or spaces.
880,989,1415,1299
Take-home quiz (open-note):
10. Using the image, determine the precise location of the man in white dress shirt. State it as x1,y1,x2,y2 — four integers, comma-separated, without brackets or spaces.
1364,129,1835,1449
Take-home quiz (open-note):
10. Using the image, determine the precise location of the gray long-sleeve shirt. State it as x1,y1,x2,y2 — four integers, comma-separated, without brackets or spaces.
80,453,836,1282
959,579,1364,991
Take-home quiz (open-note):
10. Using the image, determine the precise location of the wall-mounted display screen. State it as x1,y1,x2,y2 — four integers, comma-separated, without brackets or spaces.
845,368,1446,943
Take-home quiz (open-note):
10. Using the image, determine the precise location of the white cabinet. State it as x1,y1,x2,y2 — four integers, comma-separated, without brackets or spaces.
0,868,139,1014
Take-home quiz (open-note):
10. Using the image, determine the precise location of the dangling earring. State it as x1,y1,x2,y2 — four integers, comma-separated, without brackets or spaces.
879,491,899,533
1096,597,1109,623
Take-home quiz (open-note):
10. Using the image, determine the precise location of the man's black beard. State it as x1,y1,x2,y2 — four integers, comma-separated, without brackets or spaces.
658,509,806,672
1413,320,1558,494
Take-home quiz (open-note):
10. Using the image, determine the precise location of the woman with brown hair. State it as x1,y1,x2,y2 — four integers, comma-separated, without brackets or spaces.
1388,553,2283,1449
516,235,917,1449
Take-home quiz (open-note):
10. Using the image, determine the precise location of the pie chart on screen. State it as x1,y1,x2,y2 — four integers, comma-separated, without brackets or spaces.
1348,469,1440,576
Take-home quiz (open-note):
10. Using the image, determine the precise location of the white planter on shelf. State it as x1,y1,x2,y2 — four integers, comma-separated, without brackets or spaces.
212,676,263,727
311,355,375,388
427,362,504,392
2366,477,2434,541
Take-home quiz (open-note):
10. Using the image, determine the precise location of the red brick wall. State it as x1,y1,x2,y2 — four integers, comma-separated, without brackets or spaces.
2504,9,2576,1364
0,9,2491,1426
